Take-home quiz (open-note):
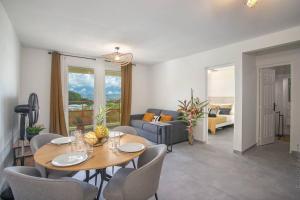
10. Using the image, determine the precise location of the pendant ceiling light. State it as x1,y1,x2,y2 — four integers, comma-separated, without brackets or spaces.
247,0,258,8
102,47,133,66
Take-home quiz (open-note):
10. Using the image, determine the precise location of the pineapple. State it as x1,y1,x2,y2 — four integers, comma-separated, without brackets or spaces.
84,131,98,145
95,125,109,139
94,106,110,139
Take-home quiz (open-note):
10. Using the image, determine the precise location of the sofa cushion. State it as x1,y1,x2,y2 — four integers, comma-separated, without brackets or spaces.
160,114,173,122
142,123,158,133
146,108,161,116
130,120,145,129
143,112,155,122
161,110,180,120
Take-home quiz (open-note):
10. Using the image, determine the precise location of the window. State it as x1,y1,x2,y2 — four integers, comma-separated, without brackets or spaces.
68,67,95,132
105,70,121,127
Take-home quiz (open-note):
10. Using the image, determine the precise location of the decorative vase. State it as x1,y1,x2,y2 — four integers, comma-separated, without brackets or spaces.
188,127,194,145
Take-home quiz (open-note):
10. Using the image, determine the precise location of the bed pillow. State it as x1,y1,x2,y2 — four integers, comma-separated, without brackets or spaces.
219,108,231,115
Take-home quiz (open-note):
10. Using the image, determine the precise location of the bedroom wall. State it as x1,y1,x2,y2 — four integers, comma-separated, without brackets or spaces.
149,25,300,152
20,47,151,132
207,67,235,98
0,2,21,191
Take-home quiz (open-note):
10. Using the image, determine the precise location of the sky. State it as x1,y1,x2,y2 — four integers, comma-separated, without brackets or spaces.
68,73,121,100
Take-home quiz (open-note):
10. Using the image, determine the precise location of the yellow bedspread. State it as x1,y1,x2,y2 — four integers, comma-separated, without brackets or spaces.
208,116,227,134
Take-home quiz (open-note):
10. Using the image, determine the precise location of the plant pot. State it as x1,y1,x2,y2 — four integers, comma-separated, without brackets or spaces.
26,133,38,142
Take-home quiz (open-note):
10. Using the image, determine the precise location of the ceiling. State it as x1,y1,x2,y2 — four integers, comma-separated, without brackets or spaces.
2,0,300,65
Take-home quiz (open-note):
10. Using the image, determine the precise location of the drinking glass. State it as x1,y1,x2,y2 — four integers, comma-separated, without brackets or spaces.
75,140,87,154
85,139,95,157
108,131,120,152
114,131,120,148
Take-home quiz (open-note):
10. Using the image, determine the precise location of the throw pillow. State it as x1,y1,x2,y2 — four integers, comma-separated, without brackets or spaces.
143,112,155,122
160,114,173,122
152,115,161,123
209,108,219,117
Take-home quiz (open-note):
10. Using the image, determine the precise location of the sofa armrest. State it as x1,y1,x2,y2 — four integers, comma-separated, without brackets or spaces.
130,114,144,121
168,120,187,126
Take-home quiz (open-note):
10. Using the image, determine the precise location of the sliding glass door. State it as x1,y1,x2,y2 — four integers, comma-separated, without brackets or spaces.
68,67,95,133
105,70,121,128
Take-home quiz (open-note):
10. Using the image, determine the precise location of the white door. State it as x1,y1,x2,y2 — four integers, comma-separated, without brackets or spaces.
259,69,276,145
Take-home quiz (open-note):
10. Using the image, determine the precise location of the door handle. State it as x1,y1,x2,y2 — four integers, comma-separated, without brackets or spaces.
273,102,276,111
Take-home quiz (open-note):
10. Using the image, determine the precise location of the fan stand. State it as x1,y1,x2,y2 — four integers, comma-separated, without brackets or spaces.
13,114,32,166
14,93,39,166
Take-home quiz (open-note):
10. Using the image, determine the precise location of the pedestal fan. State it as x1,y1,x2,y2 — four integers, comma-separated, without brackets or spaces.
14,93,39,165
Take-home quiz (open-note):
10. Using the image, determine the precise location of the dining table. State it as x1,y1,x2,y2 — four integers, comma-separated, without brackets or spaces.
34,133,149,200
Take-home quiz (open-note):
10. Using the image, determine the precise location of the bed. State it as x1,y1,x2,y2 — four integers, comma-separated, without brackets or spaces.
208,103,234,134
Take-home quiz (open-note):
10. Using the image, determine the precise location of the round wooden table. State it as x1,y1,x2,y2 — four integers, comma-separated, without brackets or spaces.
34,134,149,171
34,134,149,200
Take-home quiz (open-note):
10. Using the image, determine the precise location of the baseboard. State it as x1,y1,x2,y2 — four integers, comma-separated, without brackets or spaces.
194,139,206,144
233,144,256,155
291,151,300,157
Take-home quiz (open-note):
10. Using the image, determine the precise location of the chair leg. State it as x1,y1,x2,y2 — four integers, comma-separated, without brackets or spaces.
95,170,98,186
132,160,136,169
155,193,158,200
85,170,90,182
96,169,106,200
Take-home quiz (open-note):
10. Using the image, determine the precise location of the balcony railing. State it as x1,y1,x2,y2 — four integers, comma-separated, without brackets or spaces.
68,100,121,133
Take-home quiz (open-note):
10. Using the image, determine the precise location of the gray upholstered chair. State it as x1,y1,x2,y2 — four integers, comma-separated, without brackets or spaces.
4,166,98,200
112,126,138,170
30,133,75,178
103,144,167,200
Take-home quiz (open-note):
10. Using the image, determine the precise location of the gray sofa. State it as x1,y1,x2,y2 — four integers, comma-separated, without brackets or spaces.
130,108,188,144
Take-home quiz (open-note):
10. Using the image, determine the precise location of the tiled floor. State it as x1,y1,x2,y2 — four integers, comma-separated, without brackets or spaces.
73,127,300,199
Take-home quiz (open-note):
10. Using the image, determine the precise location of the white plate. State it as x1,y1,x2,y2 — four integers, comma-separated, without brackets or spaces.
109,131,125,138
51,137,74,145
118,143,145,153
51,152,88,167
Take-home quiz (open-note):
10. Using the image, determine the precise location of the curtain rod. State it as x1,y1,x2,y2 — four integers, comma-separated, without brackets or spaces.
48,51,96,61
48,51,136,66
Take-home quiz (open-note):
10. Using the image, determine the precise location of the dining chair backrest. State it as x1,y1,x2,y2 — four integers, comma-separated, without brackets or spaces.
30,133,62,154
112,126,138,135
123,144,167,200
4,166,97,200
30,133,62,177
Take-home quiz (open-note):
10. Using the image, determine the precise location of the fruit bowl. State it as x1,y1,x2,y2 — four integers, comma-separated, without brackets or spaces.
84,128,109,147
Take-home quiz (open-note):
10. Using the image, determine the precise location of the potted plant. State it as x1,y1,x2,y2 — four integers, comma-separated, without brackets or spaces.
74,116,84,132
26,124,45,141
178,89,208,145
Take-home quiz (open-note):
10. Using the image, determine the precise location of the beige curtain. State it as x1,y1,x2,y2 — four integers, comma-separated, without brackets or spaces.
49,52,68,136
121,63,132,125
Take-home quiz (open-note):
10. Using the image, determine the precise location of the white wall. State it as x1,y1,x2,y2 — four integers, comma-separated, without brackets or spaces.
149,25,300,152
0,2,20,191
132,64,152,114
20,48,51,131
207,67,235,98
242,53,257,151
20,47,151,131
256,48,300,152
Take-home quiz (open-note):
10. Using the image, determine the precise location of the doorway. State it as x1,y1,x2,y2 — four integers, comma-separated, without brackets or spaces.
258,65,291,146
206,65,235,150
